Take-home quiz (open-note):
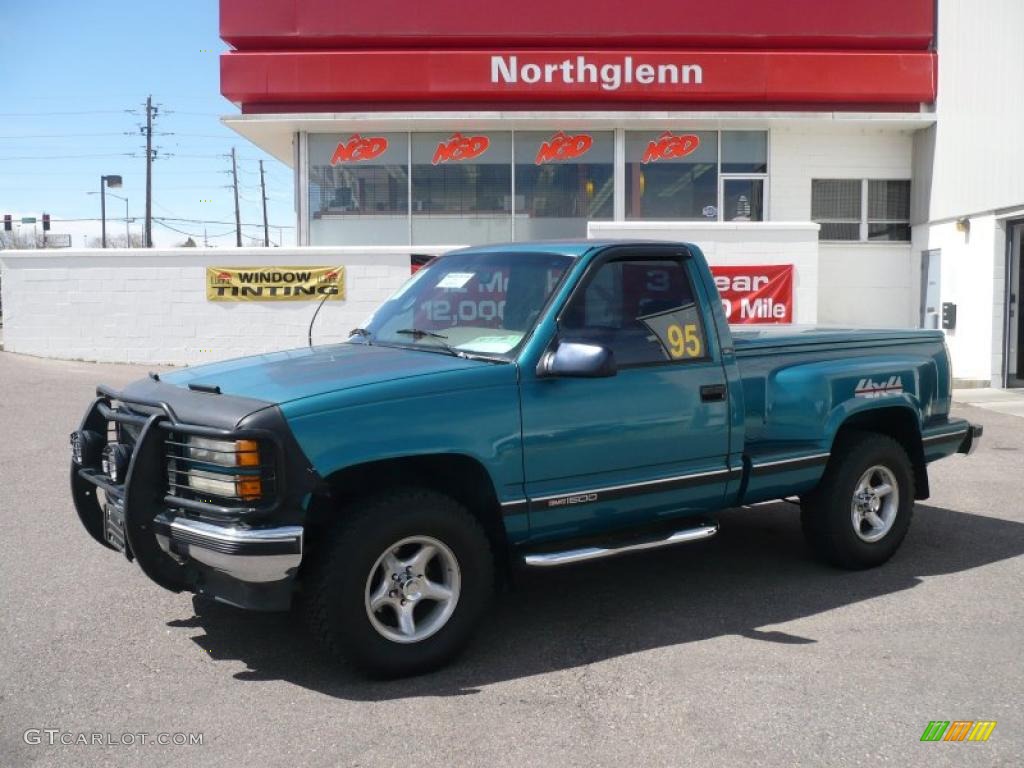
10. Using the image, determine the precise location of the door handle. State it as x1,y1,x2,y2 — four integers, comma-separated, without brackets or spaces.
700,384,727,402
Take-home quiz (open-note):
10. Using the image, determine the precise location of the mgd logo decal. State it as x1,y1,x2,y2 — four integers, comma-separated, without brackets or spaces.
535,132,593,164
642,131,700,164
331,134,389,164
432,133,490,165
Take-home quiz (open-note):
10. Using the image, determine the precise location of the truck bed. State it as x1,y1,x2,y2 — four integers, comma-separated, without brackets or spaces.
731,326,945,355
728,324,955,505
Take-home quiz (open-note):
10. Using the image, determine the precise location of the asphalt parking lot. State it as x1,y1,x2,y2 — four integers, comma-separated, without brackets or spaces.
2,351,1022,768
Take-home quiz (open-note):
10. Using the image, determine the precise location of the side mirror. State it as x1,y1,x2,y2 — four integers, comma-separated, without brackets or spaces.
537,340,617,378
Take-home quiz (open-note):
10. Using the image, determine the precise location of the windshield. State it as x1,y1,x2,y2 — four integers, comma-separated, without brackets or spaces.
359,250,574,358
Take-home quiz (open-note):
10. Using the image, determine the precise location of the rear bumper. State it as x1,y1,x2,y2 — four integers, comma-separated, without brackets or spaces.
957,424,983,456
153,514,303,584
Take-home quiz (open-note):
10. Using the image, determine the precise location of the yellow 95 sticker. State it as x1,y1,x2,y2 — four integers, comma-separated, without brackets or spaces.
640,304,707,362
665,323,703,359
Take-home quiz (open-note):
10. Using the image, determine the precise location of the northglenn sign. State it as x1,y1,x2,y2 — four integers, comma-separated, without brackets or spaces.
221,49,936,107
491,55,703,92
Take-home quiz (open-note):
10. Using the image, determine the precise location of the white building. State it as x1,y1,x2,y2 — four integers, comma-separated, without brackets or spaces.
2,1,1019,382
213,0,1023,388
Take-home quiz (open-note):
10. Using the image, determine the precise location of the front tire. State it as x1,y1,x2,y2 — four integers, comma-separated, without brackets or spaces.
303,487,494,677
801,432,915,570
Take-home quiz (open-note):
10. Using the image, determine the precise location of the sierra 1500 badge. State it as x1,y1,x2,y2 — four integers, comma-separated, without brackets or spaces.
855,376,904,398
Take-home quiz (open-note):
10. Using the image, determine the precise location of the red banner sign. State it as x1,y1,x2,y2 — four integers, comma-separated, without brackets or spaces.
711,265,793,323
330,134,389,164
535,131,593,164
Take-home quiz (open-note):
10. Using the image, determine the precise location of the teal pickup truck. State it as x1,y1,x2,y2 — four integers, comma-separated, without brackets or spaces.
71,240,981,676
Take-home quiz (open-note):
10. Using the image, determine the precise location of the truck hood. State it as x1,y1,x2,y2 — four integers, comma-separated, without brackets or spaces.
160,342,489,405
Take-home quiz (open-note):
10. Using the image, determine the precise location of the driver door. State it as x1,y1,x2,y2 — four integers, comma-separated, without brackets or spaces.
518,247,732,540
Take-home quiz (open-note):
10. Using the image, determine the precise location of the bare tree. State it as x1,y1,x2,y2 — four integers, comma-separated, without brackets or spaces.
0,230,44,249
86,233,147,248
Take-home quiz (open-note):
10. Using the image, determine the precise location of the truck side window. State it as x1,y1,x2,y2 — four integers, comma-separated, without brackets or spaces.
560,258,708,366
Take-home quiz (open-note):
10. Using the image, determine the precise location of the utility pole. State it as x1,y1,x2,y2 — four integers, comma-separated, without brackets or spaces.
231,147,242,247
259,159,270,247
100,180,107,248
144,95,155,248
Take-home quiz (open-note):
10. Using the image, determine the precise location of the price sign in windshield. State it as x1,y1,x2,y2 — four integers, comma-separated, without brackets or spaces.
639,304,707,361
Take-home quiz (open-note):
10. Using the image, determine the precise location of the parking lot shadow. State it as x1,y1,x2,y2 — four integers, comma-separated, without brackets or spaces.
170,503,1024,700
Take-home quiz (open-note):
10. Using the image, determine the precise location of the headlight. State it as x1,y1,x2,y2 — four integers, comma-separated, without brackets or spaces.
101,443,132,483
70,429,104,466
185,437,260,467
170,437,263,502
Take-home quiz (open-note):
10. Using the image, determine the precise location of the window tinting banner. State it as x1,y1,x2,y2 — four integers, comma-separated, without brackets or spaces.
711,265,792,323
206,266,345,301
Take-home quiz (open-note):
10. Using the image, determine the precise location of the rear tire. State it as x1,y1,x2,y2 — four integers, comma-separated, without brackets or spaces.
801,431,915,570
303,487,494,677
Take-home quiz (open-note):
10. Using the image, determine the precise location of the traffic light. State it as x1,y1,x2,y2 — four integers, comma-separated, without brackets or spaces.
3,214,10,231
42,213,51,231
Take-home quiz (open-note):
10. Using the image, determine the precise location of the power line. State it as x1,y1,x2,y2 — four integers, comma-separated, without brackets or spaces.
0,110,137,117
0,153,134,160
153,219,236,240
26,215,292,227
0,133,129,140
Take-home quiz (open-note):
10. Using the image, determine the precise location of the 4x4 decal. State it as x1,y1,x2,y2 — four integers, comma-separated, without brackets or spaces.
855,376,904,398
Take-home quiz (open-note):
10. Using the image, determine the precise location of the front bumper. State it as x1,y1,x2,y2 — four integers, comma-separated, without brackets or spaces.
154,513,303,584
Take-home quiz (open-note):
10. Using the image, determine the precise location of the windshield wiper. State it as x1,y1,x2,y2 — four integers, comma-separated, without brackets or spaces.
348,327,373,343
396,328,448,340
394,328,462,357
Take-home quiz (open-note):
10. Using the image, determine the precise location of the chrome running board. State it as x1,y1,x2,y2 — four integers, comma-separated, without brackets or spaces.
522,521,719,568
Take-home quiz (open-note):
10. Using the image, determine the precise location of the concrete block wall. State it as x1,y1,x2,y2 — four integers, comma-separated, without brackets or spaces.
770,126,918,329
0,246,451,366
588,221,820,324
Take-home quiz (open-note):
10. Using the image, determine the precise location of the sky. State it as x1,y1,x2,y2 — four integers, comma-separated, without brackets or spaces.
0,0,295,247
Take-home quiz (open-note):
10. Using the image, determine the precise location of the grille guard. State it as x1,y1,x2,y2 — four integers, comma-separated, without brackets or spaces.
71,381,322,605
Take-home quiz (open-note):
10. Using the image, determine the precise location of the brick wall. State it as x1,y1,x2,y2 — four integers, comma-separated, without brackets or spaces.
0,247,451,365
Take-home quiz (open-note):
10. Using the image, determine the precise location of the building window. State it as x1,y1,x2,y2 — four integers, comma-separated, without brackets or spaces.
720,131,768,222
722,178,765,222
411,132,512,246
721,131,768,174
868,180,911,242
308,133,409,245
304,128,775,246
513,131,613,240
812,178,910,242
626,131,719,220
